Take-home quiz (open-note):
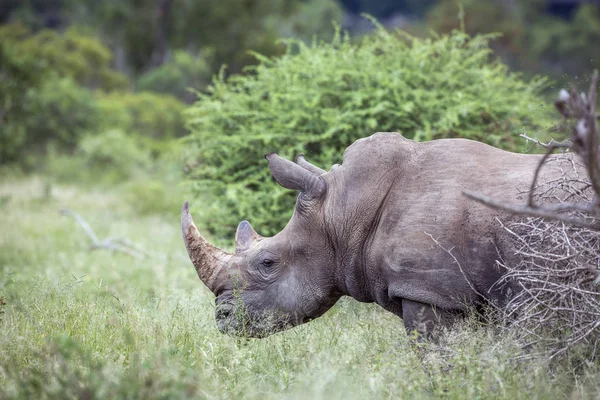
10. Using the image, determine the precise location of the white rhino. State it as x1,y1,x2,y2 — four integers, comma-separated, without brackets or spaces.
182,132,579,338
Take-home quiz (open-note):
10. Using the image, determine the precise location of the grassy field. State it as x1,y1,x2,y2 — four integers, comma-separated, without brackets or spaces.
1,176,599,399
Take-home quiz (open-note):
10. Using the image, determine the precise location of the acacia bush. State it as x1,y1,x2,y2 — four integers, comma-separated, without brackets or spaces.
185,25,553,238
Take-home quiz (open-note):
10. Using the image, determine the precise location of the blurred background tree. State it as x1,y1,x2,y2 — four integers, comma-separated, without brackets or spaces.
1,0,598,220
423,0,600,80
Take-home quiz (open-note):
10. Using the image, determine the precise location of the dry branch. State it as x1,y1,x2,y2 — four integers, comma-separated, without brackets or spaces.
60,208,147,257
495,216,600,360
463,71,600,360
462,191,600,230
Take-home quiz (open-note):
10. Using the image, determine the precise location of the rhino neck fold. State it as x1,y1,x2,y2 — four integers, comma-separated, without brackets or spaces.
324,176,397,304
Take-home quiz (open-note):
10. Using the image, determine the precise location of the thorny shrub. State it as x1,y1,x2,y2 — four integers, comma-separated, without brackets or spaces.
499,167,600,360
493,73,600,361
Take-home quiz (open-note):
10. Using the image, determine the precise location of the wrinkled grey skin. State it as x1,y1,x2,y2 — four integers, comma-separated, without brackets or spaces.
182,132,580,338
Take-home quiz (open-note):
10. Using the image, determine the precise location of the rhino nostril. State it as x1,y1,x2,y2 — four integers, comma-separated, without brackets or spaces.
216,304,234,319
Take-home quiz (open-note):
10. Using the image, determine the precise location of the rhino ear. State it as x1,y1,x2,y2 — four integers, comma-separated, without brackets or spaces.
235,220,261,253
265,153,327,198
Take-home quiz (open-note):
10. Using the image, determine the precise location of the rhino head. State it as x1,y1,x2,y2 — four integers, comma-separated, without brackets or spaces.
182,153,340,338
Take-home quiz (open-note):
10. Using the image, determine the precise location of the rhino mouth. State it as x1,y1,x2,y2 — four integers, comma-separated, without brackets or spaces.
215,299,295,338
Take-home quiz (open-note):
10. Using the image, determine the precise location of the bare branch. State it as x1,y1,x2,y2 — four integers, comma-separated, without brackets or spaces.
519,133,571,149
59,208,100,244
496,215,600,360
463,190,600,230
527,146,557,207
60,208,145,257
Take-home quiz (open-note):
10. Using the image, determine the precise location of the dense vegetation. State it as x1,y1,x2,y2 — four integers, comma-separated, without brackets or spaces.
0,22,186,180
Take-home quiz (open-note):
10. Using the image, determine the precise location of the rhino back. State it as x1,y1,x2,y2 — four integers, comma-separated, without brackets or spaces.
325,132,559,311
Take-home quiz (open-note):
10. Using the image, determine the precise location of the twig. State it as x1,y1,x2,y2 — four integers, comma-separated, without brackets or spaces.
59,208,100,244
462,191,600,230
59,208,145,257
519,133,571,149
527,147,558,207
424,232,497,308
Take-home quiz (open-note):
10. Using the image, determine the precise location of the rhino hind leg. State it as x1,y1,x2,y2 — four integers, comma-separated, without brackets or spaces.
401,299,460,340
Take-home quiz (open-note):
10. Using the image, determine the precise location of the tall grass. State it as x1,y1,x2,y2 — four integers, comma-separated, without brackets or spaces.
1,177,598,399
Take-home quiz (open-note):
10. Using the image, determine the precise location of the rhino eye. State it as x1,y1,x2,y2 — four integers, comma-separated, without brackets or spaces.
261,259,275,268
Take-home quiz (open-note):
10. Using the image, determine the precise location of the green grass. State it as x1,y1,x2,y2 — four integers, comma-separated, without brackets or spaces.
1,176,599,399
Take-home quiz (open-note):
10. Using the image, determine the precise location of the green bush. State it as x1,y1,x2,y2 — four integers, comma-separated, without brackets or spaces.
0,23,127,166
25,79,100,150
124,180,184,216
0,23,128,91
1,76,100,167
0,35,43,164
185,26,553,239
77,129,151,183
97,91,187,141
425,1,600,79
136,49,214,102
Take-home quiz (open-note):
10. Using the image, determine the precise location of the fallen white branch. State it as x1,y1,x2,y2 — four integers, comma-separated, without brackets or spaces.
60,208,146,257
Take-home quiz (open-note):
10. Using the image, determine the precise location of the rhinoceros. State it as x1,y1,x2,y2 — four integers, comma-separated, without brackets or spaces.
181,132,577,338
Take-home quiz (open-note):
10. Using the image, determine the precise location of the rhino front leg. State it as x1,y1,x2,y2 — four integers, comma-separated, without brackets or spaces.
401,299,459,340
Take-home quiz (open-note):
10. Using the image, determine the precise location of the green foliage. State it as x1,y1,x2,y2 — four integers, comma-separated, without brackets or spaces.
124,180,184,216
97,91,187,140
0,23,130,166
0,27,45,163
24,79,100,151
185,27,552,238
58,0,343,75
1,75,99,166
169,0,344,75
77,129,151,183
351,0,438,18
0,21,186,174
528,4,600,76
46,129,153,184
137,50,214,103
0,23,128,90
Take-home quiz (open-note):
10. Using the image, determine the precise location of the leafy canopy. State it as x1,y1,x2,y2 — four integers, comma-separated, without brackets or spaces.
185,25,552,239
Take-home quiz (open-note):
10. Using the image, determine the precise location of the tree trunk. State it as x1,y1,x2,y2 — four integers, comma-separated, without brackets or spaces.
150,0,174,68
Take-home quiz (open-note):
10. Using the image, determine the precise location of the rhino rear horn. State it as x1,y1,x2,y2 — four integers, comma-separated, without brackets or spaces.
265,153,327,198
181,201,232,293
296,154,326,176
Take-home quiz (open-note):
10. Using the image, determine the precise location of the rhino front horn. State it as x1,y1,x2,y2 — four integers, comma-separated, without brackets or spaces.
181,201,232,293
